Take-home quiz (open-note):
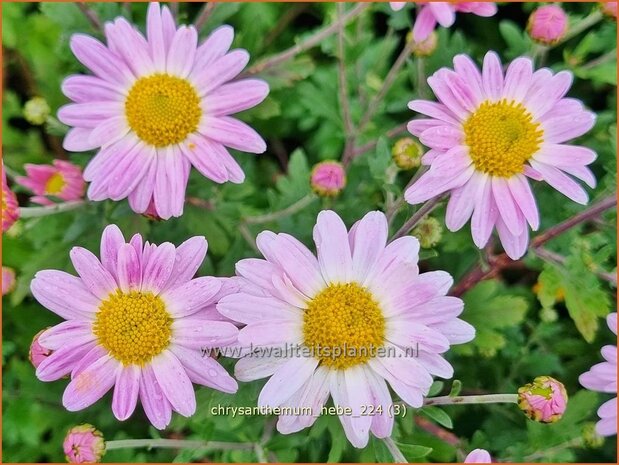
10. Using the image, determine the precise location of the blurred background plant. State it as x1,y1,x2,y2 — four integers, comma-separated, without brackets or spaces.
2,2,617,462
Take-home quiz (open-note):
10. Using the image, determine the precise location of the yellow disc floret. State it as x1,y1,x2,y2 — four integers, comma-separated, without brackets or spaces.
125,74,201,147
93,290,172,365
303,283,385,370
463,99,543,177
45,172,66,195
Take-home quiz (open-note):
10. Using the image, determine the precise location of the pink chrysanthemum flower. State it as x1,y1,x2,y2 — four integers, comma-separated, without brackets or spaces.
527,5,568,45
15,160,85,206
464,449,492,463
2,163,19,232
31,225,239,429
218,210,474,447
391,2,497,42
579,312,617,436
517,376,568,423
2,266,16,296
406,51,597,259
58,2,269,220
63,424,105,463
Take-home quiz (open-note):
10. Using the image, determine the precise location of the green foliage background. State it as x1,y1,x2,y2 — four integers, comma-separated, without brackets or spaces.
2,2,617,463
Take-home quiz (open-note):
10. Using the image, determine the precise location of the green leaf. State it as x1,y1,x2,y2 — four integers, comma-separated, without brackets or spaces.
448,380,462,397
421,406,453,429
458,280,529,356
368,137,392,181
394,442,434,460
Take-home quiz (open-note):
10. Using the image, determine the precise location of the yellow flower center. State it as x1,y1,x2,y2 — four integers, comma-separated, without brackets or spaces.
93,290,172,366
463,99,543,177
45,172,66,195
303,283,385,370
125,74,201,147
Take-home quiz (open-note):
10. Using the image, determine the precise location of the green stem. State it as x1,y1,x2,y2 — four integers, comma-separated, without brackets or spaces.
391,195,443,240
105,439,255,452
243,194,316,225
19,200,86,218
245,3,370,75
382,437,408,463
553,9,604,47
423,393,518,406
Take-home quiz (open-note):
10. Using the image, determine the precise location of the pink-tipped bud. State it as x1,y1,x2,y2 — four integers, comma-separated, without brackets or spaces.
518,376,568,423
2,266,16,296
390,2,407,12
63,424,105,463
310,161,346,197
406,30,438,57
29,329,53,369
527,5,568,45
600,2,617,19
464,449,492,463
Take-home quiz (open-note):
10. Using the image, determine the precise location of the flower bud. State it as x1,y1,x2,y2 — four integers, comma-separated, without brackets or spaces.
310,161,346,197
23,96,51,126
392,137,423,170
63,424,105,463
518,376,568,423
464,449,492,463
2,266,16,296
406,30,438,57
412,216,443,249
29,329,53,369
2,164,20,232
142,199,163,221
600,2,617,20
527,5,568,45
582,421,605,448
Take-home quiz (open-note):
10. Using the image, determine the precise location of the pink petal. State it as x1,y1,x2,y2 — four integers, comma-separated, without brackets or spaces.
481,51,504,101
153,147,189,219
152,350,196,417
193,25,235,71
164,236,208,290
105,18,155,76
100,224,125,275
180,135,230,183
203,79,270,116
542,111,596,144
112,365,141,421
31,270,100,320
162,276,222,317
63,355,119,411
453,54,484,104
470,174,498,248
503,57,533,102
58,102,122,128
171,318,238,348
141,242,176,293
36,341,96,382
166,25,197,78
313,210,353,284
445,174,480,231
496,215,529,260
508,174,540,230
234,355,288,382
139,363,172,429
408,100,459,124
350,211,388,282
199,116,266,154
192,50,250,96
217,293,302,324
38,320,94,351
70,247,118,299
492,177,524,236
169,345,238,393
412,5,438,42
258,357,319,408
70,34,134,86
429,2,456,26
62,75,125,103
529,160,588,204
146,2,167,69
